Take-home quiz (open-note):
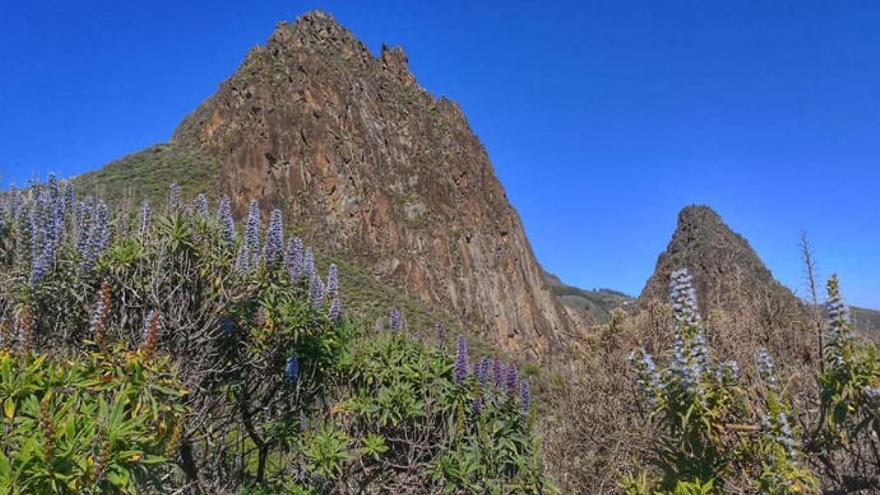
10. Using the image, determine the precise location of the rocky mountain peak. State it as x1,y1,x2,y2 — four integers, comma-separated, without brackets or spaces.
166,12,574,357
678,204,722,225
640,205,801,317
278,11,354,46
381,45,416,86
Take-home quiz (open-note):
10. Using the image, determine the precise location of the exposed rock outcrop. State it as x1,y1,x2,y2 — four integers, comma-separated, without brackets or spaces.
170,11,573,356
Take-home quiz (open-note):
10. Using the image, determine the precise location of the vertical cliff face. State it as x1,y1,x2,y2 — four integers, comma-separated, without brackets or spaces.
170,12,571,356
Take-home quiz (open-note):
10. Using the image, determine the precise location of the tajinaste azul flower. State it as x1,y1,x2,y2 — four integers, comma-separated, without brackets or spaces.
285,357,300,383
89,298,106,338
690,333,710,372
663,267,710,393
27,185,60,286
63,181,75,216
75,197,94,253
216,196,236,245
140,201,151,234
143,310,158,341
763,410,796,455
235,243,250,273
628,348,661,398
195,193,209,219
472,396,483,415
308,274,325,309
493,358,504,387
79,200,110,273
669,268,701,327
169,182,181,211
715,360,741,385
244,200,261,267
389,307,403,332
284,237,304,282
263,209,284,264
94,200,110,252
29,240,52,287
478,357,490,387
756,350,776,387
825,275,852,359
669,333,694,389
435,321,445,341
28,201,41,261
520,380,531,412
303,247,315,280
328,296,342,322
506,364,519,397
326,264,339,297
46,174,65,247
454,336,469,384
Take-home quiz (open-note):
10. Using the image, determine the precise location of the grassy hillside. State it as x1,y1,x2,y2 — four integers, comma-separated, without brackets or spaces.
542,270,634,322
73,143,219,207
853,305,880,334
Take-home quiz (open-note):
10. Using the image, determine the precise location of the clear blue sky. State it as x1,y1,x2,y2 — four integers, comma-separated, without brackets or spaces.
1,1,878,308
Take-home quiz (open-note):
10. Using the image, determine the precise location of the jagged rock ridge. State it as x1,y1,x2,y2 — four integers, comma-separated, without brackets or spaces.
166,11,571,356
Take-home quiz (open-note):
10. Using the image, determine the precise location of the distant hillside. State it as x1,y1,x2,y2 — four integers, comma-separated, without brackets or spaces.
542,270,634,323
853,306,880,335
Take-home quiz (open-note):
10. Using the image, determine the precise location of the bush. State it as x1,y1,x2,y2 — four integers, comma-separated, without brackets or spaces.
0,177,555,493
336,331,552,493
0,349,187,494
625,269,880,494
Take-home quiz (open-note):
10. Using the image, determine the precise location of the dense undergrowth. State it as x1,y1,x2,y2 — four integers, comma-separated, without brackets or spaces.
621,269,880,494
546,267,880,494
0,176,554,494
3,175,877,494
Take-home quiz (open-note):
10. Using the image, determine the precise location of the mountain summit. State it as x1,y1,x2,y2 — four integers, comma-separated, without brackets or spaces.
640,205,803,321
87,11,572,356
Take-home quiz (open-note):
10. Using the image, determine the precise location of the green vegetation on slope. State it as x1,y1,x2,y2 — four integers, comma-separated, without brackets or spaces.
0,350,187,494
543,270,634,322
71,141,467,343
74,144,219,207
0,178,554,494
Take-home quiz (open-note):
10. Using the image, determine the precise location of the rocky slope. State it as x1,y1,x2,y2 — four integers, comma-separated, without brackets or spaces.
85,11,573,357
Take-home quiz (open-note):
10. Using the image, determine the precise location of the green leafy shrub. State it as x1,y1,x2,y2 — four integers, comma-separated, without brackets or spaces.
0,178,555,493
808,275,880,489
0,349,187,494
626,268,880,494
334,331,553,493
626,269,818,494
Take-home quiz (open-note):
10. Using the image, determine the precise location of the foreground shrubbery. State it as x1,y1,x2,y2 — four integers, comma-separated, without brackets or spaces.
0,177,553,493
0,349,187,494
624,270,879,494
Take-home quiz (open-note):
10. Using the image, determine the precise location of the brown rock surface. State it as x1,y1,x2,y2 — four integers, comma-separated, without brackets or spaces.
170,11,573,357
